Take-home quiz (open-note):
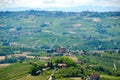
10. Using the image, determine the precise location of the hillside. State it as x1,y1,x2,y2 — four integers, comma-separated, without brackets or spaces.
0,11,120,50
0,63,31,80
0,54,120,80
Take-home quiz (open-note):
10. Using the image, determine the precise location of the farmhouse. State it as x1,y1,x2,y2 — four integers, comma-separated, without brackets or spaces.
9,28,16,32
56,47,66,53
58,63,67,68
90,73,100,80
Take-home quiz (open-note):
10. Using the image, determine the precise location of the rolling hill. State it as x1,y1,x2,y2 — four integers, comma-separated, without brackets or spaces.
0,10,120,50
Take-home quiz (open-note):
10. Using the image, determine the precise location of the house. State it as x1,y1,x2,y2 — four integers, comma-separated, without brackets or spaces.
58,63,67,68
56,47,66,53
78,50,84,54
90,73,100,80
9,28,16,32
67,51,73,56
52,53,64,56
9,42,18,46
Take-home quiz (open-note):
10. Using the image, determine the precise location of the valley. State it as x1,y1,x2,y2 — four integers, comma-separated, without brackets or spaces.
0,10,120,80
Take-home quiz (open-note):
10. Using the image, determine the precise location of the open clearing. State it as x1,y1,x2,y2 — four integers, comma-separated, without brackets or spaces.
0,56,5,60
13,52,35,59
0,64,11,68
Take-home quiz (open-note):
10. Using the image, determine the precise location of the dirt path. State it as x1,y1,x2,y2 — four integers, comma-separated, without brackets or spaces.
48,69,56,80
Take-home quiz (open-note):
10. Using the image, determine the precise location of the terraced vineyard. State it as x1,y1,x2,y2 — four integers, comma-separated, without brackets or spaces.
0,63,31,80
0,11,120,50
19,75,48,80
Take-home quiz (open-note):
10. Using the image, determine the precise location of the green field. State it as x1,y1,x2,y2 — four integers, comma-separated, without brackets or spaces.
19,75,48,80
0,63,31,80
0,59,51,80
101,75,120,80
77,52,120,69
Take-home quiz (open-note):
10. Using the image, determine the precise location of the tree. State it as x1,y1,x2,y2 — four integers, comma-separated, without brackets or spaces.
52,56,76,67
54,67,83,79
29,62,45,76
16,26,22,30
47,62,54,69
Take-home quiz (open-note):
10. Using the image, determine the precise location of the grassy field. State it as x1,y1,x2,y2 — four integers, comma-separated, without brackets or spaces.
18,75,48,80
57,77,82,80
0,63,31,80
0,58,52,80
101,75,120,80
77,52,120,69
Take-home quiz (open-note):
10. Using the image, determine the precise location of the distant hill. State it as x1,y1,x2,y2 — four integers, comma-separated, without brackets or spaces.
0,6,120,12
0,10,120,50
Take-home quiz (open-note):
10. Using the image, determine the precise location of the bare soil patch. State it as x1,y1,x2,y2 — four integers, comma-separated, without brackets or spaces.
13,52,34,59
0,64,11,68
0,56,5,60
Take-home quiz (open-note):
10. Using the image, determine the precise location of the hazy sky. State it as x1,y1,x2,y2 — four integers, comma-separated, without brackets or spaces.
0,0,120,11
